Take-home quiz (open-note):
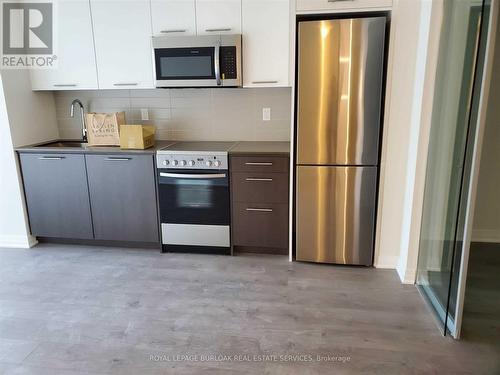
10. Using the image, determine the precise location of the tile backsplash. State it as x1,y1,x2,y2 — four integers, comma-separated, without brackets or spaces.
54,88,291,141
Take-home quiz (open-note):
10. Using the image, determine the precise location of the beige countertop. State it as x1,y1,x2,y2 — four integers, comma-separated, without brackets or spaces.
16,140,290,155
16,140,176,154
229,141,290,155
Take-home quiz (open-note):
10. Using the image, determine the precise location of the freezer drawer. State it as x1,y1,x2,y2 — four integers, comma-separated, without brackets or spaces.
296,17,386,166
296,166,377,265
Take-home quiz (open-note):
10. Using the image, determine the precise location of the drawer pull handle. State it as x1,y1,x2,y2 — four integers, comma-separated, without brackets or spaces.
205,28,232,32
53,83,77,87
246,178,273,182
38,156,65,160
245,162,273,166
252,81,278,84
113,83,138,86
160,29,186,33
328,0,354,2
105,157,131,161
246,208,273,212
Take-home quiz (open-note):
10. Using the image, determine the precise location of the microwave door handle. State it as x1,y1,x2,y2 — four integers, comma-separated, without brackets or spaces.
214,40,222,86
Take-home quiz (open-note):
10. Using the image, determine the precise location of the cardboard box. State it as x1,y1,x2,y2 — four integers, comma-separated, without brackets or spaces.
119,125,156,150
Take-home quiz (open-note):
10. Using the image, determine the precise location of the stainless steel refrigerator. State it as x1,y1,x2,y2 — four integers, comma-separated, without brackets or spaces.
295,16,386,266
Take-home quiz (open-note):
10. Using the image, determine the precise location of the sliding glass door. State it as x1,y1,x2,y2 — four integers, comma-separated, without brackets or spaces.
416,0,491,336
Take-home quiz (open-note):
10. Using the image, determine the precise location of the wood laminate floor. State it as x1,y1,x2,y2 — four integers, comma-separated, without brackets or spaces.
0,244,498,374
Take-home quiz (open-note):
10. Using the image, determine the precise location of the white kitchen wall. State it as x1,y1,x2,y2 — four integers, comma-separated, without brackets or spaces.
0,70,59,248
473,25,500,243
2,72,59,146
54,88,291,141
375,0,427,271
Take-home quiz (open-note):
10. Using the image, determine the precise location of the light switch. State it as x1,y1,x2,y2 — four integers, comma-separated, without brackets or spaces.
262,107,271,121
141,108,149,121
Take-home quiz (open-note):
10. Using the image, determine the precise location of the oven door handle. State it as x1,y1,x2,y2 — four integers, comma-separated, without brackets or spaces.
159,172,227,179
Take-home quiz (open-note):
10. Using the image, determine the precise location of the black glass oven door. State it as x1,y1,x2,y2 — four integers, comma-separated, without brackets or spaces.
154,47,215,80
158,169,230,225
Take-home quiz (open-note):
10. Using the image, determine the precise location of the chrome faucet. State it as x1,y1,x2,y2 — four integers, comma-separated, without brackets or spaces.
70,99,87,142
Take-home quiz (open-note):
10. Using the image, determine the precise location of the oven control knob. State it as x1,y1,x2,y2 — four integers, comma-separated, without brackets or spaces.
205,160,212,167
162,160,169,166
180,160,187,166
188,160,195,167
172,160,179,166
213,160,221,167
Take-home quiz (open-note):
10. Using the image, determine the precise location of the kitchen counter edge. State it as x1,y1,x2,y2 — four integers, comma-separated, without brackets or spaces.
229,141,290,156
16,141,291,156
15,140,177,155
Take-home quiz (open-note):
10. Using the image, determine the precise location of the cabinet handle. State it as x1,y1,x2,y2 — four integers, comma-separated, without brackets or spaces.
105,157,131,161
328,0,354,2
245,162,273,166
53,84,77,87
38,156,65,160
246,208,273,212
246,178,273,182
160,29,186,33
113,83,138,87
205,28,231,32
252,81,278,84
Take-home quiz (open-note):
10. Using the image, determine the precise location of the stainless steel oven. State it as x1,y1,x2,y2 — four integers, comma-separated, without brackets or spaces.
157,142,235,254
152,34,242,88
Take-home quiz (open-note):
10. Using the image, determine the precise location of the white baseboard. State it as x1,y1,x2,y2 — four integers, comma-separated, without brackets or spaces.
471,229,500,243
374,255,399,269
396,262,417,284
0,235,37,249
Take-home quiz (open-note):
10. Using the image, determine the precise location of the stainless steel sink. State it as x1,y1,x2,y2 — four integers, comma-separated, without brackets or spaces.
37,141,88,148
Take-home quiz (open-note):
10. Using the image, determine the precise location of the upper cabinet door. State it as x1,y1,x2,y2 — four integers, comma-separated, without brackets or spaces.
91,0,154,89
151,0,197,36
242,0,290,87
196,0,241,35
31,0,98,90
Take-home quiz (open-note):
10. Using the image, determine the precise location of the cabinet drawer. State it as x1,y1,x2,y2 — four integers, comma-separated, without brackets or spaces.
230,156,289,173
232,202,288,249
296,0,392,12
231,172,289,204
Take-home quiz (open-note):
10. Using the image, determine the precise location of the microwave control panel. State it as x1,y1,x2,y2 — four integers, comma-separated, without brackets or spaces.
220,46,237,80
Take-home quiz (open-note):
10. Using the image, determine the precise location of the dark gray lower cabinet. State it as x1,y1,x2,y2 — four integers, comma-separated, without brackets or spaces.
230,154,290,254
85,154,159,242
19,153,94,239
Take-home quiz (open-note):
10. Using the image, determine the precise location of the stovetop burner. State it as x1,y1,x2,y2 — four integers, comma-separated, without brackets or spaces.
157,141,237,154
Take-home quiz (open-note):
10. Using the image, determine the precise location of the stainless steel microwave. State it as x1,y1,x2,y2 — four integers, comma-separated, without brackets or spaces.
152,34,242,88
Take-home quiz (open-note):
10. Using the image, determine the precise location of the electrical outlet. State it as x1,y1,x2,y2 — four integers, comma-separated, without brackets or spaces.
262,107,271,121
141,108,149,121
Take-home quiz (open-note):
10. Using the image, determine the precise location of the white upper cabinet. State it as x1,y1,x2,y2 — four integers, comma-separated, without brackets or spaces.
242,0,289,87
196,0,241,35
151,0,197,36
91,0,154,89
296,0,392,12
30,0,98,90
